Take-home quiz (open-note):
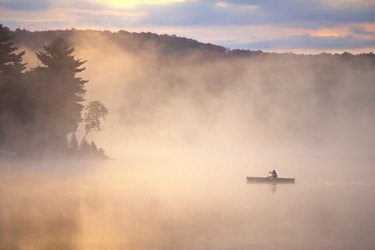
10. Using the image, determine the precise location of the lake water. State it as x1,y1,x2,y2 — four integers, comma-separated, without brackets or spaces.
1,160,374,250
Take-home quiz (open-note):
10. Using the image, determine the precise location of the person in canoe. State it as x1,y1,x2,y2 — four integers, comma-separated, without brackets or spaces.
268,170,278,179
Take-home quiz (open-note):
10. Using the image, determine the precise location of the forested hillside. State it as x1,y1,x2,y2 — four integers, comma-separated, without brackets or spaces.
2,26,375,159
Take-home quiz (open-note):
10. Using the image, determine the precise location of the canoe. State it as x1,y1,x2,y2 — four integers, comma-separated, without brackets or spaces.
246,177,295,184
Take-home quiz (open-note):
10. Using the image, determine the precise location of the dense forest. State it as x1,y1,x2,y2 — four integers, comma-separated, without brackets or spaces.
0,25,107,159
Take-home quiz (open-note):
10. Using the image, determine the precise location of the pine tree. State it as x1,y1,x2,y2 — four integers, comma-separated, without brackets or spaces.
34,37,88,150
90,141,98,154
0,24,28,153
0,24,26,78
78,139,90,155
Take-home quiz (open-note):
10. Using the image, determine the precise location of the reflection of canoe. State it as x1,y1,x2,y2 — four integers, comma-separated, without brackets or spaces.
246,177,295,184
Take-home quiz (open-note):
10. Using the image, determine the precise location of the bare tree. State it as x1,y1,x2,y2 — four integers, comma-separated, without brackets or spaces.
77,101,108,150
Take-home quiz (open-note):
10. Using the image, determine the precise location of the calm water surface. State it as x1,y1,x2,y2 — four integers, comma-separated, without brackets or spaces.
1,161,374,250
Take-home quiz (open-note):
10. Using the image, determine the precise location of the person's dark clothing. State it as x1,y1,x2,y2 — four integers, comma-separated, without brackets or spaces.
269,170,277,179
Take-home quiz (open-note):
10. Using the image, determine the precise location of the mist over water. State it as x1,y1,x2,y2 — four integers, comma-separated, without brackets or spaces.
1,158,375,250
1,30,375,249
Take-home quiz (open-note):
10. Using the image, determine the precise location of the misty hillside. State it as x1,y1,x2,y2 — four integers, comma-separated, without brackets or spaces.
6,28,375,159
11,29,228,57
11,28,375,59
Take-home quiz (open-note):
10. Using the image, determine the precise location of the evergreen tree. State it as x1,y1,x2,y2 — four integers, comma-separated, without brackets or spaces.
34,37,88,150
90,141,98,154
0,24,26,78
78,139,90,155
0,24,28,153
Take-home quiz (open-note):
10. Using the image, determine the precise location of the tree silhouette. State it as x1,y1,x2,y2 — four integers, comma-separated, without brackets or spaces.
34,37,88,150
0,24,28,154
90,141,98,154
0,29,109,158
78,138,90,155
78,100,108,150
0,24,26,78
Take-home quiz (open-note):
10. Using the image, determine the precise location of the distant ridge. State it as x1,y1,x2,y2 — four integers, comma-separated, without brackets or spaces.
11,29,227,55
9,28,375,59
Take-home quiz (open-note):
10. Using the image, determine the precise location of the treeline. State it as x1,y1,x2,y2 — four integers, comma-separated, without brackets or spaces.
11,28,375,62
0,24,107,159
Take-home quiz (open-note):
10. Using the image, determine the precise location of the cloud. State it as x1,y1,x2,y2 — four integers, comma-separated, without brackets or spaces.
88,0,194,8
139,0,375,26
0,0,51,10
132,1,264,26
0,0,375,26
0,0,374,52
1,0,375,27
351,26,375,35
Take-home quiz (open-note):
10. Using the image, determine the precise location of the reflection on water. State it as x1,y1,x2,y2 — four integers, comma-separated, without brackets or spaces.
1,161,375,250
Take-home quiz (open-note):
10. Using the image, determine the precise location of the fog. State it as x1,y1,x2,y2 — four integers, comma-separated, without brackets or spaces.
1,158,374,250
71,31,375,181
1,30,375,249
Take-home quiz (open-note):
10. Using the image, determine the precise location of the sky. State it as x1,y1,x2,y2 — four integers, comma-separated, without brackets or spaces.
0,0,375,53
